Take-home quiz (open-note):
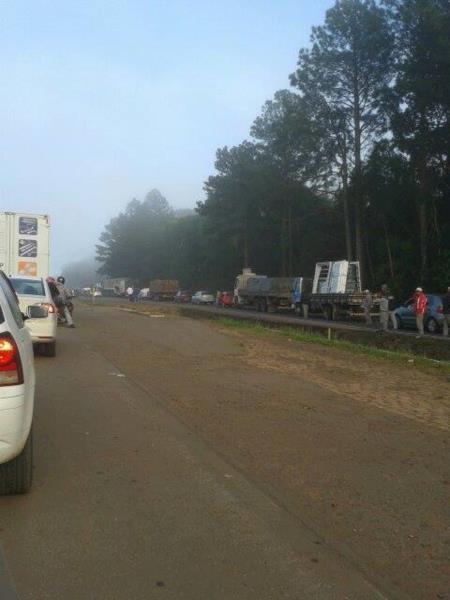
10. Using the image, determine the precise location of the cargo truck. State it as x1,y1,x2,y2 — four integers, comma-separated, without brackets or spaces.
0,212,50,277
234,269,311,313
294,260,379,320
148,279,179,301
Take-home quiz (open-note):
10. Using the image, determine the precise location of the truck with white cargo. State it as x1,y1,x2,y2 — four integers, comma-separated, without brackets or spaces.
295,260,379,321
0,212,50,278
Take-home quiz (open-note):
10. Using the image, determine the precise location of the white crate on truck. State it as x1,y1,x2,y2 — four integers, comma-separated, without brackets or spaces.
0,212,50,277
312,261,361,294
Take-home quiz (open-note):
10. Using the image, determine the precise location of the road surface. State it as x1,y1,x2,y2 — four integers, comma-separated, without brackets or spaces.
0,304,448,599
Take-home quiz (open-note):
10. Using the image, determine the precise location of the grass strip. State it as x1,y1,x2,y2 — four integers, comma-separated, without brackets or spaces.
216,317,450,373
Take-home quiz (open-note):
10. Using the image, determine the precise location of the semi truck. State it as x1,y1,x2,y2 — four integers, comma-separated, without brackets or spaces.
0,212,50,277
148,279,179,301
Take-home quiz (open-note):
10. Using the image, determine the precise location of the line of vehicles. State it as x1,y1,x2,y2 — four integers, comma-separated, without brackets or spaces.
100,259,447,334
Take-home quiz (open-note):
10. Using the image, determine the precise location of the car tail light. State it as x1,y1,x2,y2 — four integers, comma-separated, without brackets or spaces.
39,302,55,314
0,333,24,386
437,305,443,314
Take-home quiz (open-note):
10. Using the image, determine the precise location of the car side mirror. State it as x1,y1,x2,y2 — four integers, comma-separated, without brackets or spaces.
27,305,48,319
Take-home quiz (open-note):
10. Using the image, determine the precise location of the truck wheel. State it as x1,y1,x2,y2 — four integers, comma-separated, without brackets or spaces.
0,427,33,495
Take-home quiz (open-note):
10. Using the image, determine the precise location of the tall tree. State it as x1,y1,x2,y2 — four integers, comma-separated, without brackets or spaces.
198,142,267,269
251,90,328,275
290,0,394,284
383,0,450,281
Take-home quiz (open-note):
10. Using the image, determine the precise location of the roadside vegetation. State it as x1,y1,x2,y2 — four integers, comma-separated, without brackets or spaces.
216,317,450,373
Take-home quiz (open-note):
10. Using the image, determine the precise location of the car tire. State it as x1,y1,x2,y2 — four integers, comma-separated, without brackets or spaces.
0,427,33,495
426,317,438,334
395,316,402,329
40,342,56,357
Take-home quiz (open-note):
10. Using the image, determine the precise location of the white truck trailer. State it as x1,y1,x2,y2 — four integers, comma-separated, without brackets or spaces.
0,212,50,277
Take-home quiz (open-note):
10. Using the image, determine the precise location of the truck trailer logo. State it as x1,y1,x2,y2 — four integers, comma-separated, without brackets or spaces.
19,217,38,235
18,239,38,257
17,261,37,276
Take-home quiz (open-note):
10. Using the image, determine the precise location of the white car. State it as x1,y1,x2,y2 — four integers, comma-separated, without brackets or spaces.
191,291,215,305
9,275,57,357
0,270,39,494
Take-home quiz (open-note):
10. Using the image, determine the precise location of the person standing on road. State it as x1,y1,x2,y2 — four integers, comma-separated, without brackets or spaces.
413,287,427,337
442,286,450,336
379,293,389,331
381,284,398,330
126,286,134,302
362,290,373,326
56,276,75,328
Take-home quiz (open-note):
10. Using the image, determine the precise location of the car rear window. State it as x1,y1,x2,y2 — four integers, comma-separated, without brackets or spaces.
10,278,45,296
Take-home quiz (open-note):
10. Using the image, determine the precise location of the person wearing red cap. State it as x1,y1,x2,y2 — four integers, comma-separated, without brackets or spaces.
413,287,427,337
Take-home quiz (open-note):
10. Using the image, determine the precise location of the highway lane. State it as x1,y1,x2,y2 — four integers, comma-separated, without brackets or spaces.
100,295,450,341
0,304,385,600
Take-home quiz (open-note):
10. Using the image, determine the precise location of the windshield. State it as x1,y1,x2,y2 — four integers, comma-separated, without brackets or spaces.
10,278,45,296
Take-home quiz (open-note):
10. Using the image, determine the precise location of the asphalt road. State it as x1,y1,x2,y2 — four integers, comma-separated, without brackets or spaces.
0,304,387,600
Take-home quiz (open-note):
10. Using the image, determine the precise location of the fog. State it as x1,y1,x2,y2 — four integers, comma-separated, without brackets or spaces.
0,1,332,276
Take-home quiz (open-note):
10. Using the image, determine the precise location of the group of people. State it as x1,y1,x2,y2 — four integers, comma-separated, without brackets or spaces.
46,276,75,328
361,285,450,337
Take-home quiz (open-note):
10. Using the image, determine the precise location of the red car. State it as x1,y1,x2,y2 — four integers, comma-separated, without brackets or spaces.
217,291,234,307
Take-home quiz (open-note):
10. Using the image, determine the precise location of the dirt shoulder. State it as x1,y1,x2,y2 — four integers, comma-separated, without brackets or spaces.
89,304,450,599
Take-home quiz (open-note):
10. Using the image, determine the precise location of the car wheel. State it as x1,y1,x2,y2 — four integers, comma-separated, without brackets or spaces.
395,316,402,329
426,317,438,334
40,342,56,357
0,427,33,495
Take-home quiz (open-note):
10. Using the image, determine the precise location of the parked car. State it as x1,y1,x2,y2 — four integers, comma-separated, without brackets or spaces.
191,291,215,305
0,270,40,494
393,294,444,333
217,291,234,307
9,275,57,357
174,290,192,303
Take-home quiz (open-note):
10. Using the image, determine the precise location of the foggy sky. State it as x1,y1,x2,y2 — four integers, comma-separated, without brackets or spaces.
0,0,333,274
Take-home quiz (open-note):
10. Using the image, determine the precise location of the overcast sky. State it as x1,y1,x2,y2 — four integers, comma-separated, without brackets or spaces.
1,0,333,273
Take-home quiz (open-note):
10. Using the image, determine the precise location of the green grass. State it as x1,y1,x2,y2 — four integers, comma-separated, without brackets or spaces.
216,317,450,373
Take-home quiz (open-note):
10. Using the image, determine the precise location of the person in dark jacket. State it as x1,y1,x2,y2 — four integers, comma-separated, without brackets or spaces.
442,286,450,336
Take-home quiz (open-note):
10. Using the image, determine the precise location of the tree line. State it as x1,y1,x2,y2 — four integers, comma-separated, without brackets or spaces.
97,0,450,297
